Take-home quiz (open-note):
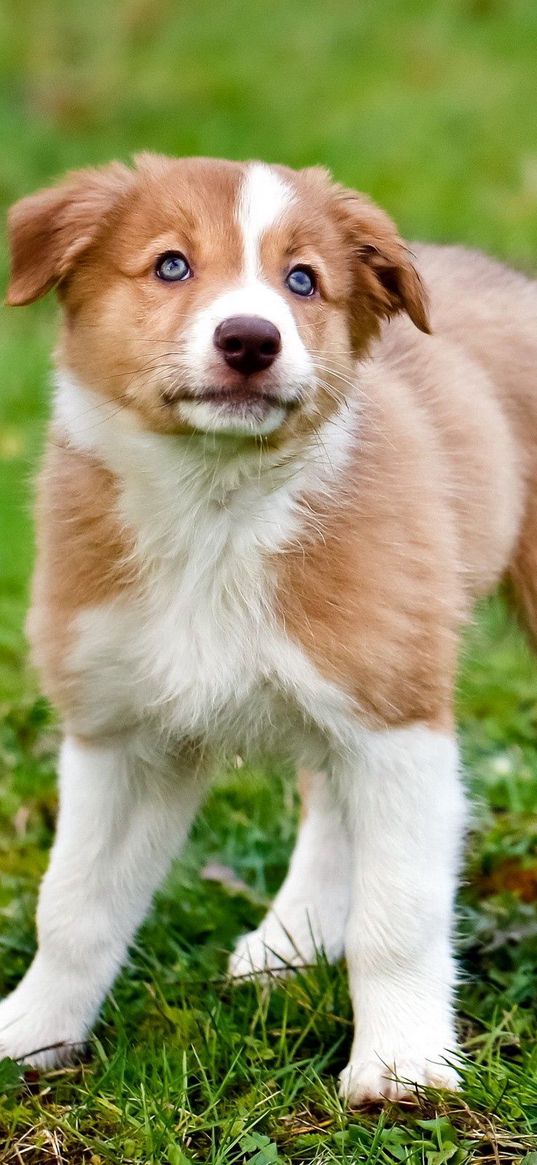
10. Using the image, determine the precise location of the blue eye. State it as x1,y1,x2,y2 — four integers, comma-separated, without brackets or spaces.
155,251,192,282
285,266,316,297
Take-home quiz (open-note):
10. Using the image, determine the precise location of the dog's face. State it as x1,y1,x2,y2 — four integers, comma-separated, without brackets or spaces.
7,155,429,442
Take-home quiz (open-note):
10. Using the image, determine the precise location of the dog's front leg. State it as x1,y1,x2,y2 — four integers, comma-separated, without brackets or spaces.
0,731,207,1067
338,723,467,1105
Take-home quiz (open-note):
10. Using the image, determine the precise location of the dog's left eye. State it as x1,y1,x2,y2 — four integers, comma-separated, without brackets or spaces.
285,266,317,297
155,252,192,282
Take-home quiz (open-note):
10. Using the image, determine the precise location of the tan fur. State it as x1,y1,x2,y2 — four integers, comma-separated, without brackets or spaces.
6,155,537,737
28,436,134,710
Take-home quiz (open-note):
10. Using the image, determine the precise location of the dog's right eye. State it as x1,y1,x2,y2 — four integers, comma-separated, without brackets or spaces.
155,252,192,282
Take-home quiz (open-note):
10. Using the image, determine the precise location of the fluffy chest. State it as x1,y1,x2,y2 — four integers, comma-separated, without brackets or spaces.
70,503,350,760
72,550,274,738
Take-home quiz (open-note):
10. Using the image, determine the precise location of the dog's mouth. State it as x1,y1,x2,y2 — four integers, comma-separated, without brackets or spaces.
163,385,301,412
160,380,304,436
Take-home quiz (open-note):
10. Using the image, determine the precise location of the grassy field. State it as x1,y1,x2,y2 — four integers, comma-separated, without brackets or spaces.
1,0,537,1160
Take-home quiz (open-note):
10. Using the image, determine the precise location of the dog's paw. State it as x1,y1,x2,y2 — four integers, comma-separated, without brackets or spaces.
339,1051,461,1106
228,926,299,980
229,899,345,981
228,918,328,980
0,985,87,1068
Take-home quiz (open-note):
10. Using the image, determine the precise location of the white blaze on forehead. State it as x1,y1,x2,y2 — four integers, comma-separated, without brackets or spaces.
238,163,295,279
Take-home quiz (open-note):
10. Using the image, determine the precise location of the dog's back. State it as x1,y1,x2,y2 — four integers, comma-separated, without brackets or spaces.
417,242,537,427
379,244,537,634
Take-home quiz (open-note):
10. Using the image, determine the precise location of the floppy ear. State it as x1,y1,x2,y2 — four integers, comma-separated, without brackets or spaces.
6,162,134,306
334,186,430,335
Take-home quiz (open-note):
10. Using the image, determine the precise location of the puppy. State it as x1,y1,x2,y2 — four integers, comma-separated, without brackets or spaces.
2,154,536,1104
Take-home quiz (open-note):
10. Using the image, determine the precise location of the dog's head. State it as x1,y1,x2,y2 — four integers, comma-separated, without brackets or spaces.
7,154,429,441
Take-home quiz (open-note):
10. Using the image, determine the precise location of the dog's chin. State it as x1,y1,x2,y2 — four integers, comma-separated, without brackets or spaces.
174,394,290,438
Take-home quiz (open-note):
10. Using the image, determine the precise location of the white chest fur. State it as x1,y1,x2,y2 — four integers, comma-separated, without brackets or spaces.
57,377,357,757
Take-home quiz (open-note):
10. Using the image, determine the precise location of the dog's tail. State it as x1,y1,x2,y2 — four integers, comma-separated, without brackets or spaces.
506,492,537,651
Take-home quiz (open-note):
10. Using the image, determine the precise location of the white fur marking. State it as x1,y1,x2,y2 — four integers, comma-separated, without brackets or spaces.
237,163,295,281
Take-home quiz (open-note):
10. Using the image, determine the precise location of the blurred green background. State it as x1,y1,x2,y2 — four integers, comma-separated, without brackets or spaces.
1,0,537,698
1,3,537,1160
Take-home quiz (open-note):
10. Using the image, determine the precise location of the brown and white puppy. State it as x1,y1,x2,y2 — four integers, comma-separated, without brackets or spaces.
2,154,537,1104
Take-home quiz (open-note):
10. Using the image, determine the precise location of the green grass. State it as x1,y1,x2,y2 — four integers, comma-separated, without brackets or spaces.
1,0,537,1160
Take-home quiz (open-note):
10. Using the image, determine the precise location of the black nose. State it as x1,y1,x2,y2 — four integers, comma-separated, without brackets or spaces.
214,315,282,375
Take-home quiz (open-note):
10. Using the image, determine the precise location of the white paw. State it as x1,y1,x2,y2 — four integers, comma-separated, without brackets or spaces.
228,926,303,979
229,907,341,981
0,984,87,1068
339,1050,461,1106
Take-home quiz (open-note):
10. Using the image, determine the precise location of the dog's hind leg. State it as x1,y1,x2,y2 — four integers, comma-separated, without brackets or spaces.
228,769,350,978
0,731,208,1067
